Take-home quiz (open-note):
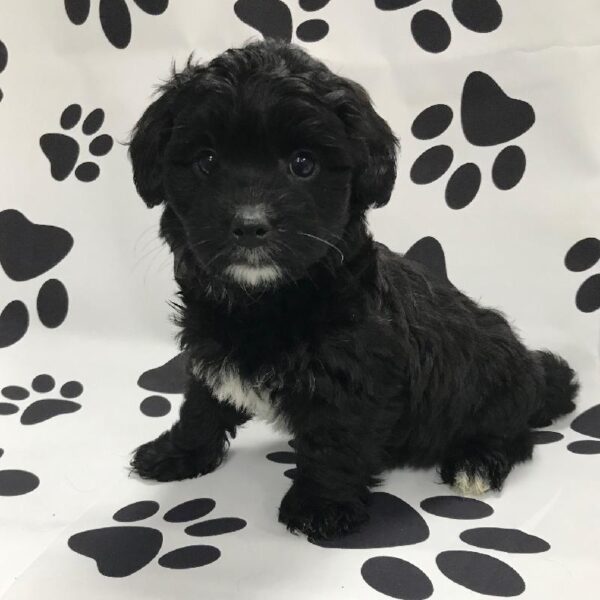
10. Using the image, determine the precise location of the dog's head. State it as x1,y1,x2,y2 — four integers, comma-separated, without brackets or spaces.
130,40,397,289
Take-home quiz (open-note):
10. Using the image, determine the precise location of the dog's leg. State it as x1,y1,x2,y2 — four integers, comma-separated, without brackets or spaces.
278,407,379,541
439,431,534,495
131,378,249,481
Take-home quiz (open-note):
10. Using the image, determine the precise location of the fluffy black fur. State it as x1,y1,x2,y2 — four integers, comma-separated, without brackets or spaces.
129,40,578,541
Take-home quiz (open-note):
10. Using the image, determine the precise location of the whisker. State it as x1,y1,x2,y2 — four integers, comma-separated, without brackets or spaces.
312,225,345,243
156,250,175,274
271,242,302,289
133,223,162,254
187,224,221,233
189,239,213,249
132,242,168,273
279,266,298,290
274,239,299,258
296,232,344,264
204,247,228,269
278,227,344,247
135,234,165,257
141,245,171,286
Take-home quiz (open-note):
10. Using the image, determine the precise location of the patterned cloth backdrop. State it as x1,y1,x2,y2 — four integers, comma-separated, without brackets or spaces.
1,1,599,598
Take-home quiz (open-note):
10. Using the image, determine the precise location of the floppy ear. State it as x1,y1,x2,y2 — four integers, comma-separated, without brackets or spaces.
129,85,179,208
330,79,398,210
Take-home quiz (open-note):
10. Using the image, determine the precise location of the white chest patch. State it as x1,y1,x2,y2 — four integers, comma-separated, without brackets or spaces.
191,360,288,432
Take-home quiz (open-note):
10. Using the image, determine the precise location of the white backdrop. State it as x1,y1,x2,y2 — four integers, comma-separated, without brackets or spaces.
1,1,599,598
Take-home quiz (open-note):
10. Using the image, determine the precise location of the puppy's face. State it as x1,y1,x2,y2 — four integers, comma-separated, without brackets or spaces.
130,41,397,290
163,83,353,286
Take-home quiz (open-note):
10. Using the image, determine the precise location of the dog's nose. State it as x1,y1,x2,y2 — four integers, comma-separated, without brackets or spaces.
231,205,271,248
230,206,272,247
231,217,272,247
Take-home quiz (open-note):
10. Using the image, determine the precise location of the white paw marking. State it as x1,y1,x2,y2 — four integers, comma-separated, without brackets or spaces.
453,471,491,496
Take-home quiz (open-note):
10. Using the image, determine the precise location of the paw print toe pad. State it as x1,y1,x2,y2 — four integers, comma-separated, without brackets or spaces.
411,145,454,184
113,501,160,522
158,545,220,570
185,518,247,537
163,498,216,522
60,104,83,129
452,0,503,34
362,556,434,600
412,104,453,140
411,10,451,54
436,551,525,596
445,163,481,209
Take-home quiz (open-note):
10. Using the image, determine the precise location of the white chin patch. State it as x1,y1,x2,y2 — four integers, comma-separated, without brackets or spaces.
224,264,281,286
453,471,491,496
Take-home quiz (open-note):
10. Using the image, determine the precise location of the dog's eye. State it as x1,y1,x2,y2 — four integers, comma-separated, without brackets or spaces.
289,151,317,178
194,149,218,176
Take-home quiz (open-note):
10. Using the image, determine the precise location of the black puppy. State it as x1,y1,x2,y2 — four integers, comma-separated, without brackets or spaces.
129,40,578,540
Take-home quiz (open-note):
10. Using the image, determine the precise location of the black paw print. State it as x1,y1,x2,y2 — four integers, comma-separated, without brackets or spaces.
266,441,298,479
0,210,72,348
40,104,113,182
268,442,550,597
568,404,600,455
404,235,451,285
68,498,246,577
0,374,83,425
234,0,330,43
0,40,7,102
0,448,40,497
530,429,564,445
564,237,600,314
410,71,535,209
364,498,549,599
64,0,169,49
375,0,503,53
363,521,548,599
136,352,187,417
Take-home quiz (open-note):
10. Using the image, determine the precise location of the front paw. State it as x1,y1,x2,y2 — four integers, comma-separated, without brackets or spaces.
278,482,368,541
130,431,224,482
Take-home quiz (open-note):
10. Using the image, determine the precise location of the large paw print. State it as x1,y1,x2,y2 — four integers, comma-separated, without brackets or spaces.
410,72,535,209
364,526,548,599
268,442,550,597
1,374,83,425
375,0,502,53
40,104,113,182
0,210,72,348
136,352,187,417
0,448,40,497
364,497,549,599
564,237,600,314
0,40,7,102
64,0,169,49
68,498,246,577
234,0,330,43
